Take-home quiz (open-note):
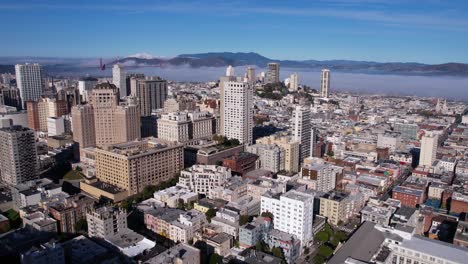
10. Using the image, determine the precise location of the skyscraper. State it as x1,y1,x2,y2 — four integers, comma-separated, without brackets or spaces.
293,105,312,163
222,80,254,144
219,66,239,135
0,125,37,185
27,98,68,132
112,64,127,98
226,65,235,77
88,82,140,147
419,132,438,167
71,104,96,150
289,73,299,91
78,77,98,102
320,69,330,98
265,63,280,84
15,63,44,109
246,66,256,83
130,76,168,116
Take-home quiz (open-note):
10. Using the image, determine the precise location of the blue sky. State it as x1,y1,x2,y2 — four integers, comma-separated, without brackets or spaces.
1,0,468,63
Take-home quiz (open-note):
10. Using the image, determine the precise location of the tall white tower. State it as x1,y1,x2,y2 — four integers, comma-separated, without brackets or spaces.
290,73,299,91
226,65,235,77
293,105,312,163
419,132,438,167
222,80,253,144
15,63,44,109
113,64,127,98
320,69,330,98
246,67,256,83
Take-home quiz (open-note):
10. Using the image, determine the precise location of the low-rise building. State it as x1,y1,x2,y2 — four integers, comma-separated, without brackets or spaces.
239,216,271,248
392,186,425,208
178,165,231,198
264,229,301,264
143,243,200,264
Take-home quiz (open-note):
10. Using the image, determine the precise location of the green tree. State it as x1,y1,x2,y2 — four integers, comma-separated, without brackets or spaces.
314,231,329,243
317,245,333,258
271,247,285,260
205,208,217,223
239,215,250,226
4,209,21,229
209,253,222,264
261,211,274,220
74,218,88,233
255,240,270,252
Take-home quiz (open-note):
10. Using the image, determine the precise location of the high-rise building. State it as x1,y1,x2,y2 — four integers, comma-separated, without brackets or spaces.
289,73,298,91
222,80,253,144
261,190,314,247
0,125,37,185
226,65,235,77
157,111,217,144
256,134,300,173
0,86,22,110
419,132,438,167
293,105,312,163
86,206,127,238
246,144,284,173
15,63,44,109
95,138,183,195
265,63,280,84
246,67,256,83
71,104,95,149
218,75,238,135
89,82,140,147
320,69,330,98
130,76,167,116
112,64,126,98
77,77,98,102
27,98,68,132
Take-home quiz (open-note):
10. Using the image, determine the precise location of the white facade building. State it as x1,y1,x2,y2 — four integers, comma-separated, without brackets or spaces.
419,132,438,167
47,116,66,136
15,63,44,108
178,165,232,198
222,81,253,144
78,77,98,102
293,105,312,163
261,190,314,247
289,73,298,91
112,64,127,98
320,69,330,98
377,131,402,152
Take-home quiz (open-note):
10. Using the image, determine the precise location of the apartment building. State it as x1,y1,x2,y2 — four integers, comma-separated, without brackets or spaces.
95,138,184,196
261,190,314,246
319,191,349,226
86,206,127,238
178,165,232,197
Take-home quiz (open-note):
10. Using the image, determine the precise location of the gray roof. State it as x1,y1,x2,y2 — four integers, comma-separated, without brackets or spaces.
328,222,385,264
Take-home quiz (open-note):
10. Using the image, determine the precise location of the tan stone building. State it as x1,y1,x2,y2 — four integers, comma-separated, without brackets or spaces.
157,111,217,144
319,191,348,225
27,98,68,131
256,134,300,173
71,104,95,149
95,138,184,195
71,82,140,151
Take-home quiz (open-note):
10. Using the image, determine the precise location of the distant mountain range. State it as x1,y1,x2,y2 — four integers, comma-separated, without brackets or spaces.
113,52,468,76
1,52,468,76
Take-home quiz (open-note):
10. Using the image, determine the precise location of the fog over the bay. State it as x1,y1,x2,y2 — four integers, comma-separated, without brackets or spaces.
51,65,468,101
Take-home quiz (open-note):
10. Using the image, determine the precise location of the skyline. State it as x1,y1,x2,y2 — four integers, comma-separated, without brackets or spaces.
1,0,468,64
